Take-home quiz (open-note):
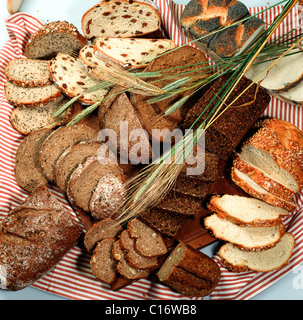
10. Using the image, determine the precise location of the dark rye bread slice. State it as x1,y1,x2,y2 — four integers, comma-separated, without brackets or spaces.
157,241,221,297
84,219,123,252
82,0,161,39
25,21,87,60
39,124,98,182
90,238,117,285
10,96,75,135
69,157,125,212
5,81,62,108
14,128,53,192
54,140,102,193
4,58,51,87
183,73,271,160
119,230,158,270
127,218,167,258
112,239,150,280
172,176,212,199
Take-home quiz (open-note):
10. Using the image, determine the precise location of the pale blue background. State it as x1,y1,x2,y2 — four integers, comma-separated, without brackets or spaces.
0,0,302,300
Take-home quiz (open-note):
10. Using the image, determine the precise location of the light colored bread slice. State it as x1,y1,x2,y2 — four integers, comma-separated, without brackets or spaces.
10,96,73,135
49,53,109,105
204,213,285,251
24,21,87,60
94,37,177,68
14,128,53,192
276,81,303,106
5,58,50,87
207,194,287,227
245,50,303,93
219,233,295,272
79,44,108,68
231,167,297,212
5,81,62,108
82,0,161,39
233,155,295,202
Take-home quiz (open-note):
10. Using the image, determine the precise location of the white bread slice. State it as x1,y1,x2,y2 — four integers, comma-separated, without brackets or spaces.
94,37,177,68
245,50,303,93
276,80,303,106
48,53,109,105
219,233,295,272
233,155,295,202
207,194,287,227
231,167,297,212
7,0,23,14
204,213,285,251
4,59,50,87
82,0,161,39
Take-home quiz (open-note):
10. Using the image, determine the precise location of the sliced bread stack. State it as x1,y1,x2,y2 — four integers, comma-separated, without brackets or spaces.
205,194,295,272
231,118,303,212
87,218,167,285
4,58,74,135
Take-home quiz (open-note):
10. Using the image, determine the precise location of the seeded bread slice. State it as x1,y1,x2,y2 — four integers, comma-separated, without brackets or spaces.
204,213,285,251
39,124,98,182
5,81,62,108
82,0,161,39
94,37,177,68
4,58,51,87
24,21,87,60
219,233,295,272
10,96,74,135
14,128,53,192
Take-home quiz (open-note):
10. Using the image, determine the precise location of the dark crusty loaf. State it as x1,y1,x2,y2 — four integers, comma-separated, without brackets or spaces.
39,124,98,182
157,241,221,297
90,238,117,285
25,21,87,60
183,73,271,160
14,128,52,192
54,140,102,193
0,185,82,291
5,81,62,108
84,219,123,252
82,0,161,39
10,96,75,135
4,58,51,87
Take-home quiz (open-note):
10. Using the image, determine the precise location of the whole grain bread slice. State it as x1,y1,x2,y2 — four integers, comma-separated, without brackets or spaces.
5,81,62,108
39,124,98,182
14,128,53,192
25,21,87,60
4,58,51,87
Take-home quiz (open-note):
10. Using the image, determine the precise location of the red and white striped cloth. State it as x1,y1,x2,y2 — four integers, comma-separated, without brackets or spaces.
0,0,302,300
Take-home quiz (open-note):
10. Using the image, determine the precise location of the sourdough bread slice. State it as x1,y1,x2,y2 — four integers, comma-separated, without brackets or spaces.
54,140,102,193
94,37,177,68
207,194,287,227
219,233,295,272
10,96,73,135
90,238,117,284
231,167,297,212
49,53,109,105
5,58,50,87
276,81,303,106
82,0,161,39
5,81,62,108
39,124,98,182
25,21,87,60
204,213,285,251
14,128,53,192
84,219,123,252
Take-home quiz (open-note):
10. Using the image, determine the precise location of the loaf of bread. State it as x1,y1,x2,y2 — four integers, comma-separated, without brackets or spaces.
82,0,161,39
219,233,295,272
180,0,265,59
157,242,221,297
94,37,177,68
4,58,51,87
0,185,82,291
25,21,87,60
207,194,286,227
